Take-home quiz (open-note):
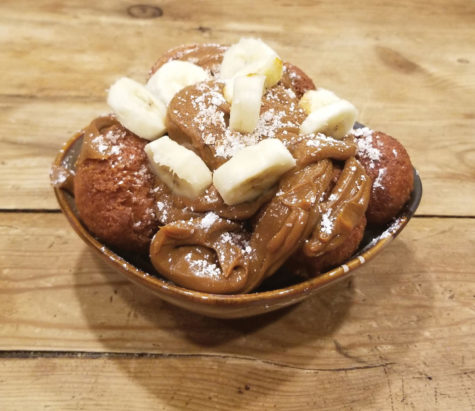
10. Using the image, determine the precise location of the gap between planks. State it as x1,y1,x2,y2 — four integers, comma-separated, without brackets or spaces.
0,350,394,373
0,210,474,219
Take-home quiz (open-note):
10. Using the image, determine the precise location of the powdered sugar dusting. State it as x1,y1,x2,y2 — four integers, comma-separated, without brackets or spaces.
320,209,334,235
352,127,372,138
364,216,405,250
373,167,386,190
215,106,300,158
49,165,71,187
306,133,341,148
200,212,219,229
174,80,303,160
184,252,222,278
355,127,381,168
220,231,252,255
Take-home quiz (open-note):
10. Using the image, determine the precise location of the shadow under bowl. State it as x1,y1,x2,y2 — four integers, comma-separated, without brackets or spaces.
52,131,422,319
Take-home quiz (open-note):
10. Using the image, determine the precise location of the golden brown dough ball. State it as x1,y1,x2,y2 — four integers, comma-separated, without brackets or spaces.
356,131,414,225
303,215,367,274
74,119,158,253
280,62,316,98
285,215,366,277
149,43,227,76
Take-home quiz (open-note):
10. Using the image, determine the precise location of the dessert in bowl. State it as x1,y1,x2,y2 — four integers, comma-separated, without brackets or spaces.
51,38,421,318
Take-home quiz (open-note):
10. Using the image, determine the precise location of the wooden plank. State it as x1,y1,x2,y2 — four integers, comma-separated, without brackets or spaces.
0,354,473,411
0,0,473,99
0,214,473,380
0,97,106,210
0,1,474,213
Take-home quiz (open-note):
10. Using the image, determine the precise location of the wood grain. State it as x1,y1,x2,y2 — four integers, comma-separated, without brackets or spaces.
0,354,473,411
0,213,473,409
0,0,474,213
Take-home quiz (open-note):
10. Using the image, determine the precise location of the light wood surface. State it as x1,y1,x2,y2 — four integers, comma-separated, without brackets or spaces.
0,0,474,410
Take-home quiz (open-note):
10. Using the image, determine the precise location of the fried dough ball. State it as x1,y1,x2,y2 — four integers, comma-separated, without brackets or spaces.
281,62,316,98
305,215,367,273
149,43,227,76
74,118,158,253
356,131,414,225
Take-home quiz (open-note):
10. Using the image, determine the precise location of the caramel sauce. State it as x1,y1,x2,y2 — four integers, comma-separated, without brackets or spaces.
74,55,370,294
76,116,126,165
50,164,75,194
148,78,370,294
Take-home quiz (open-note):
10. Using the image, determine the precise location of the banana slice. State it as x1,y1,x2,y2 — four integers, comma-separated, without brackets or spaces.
107,77,167,141
220,38,283,96
299,100,358,139
299,88,341,114
146,60,209,106
222,78,234,103
213,139,296,205
145,136,212,199
222,55,282,103
229,74,266,133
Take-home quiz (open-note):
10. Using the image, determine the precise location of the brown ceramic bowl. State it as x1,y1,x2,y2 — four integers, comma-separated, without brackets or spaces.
52,128,422,319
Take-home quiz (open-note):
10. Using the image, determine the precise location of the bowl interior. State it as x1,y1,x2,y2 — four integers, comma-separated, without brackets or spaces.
52,130,422,318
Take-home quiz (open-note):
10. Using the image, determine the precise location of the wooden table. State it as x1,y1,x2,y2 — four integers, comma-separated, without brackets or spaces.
1,1,474,409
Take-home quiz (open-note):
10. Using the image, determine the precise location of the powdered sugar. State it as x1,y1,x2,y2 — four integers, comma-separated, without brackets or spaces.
219,231,252,254
155,201,169,222
200,212,219,229
191,85,227,136
179,81,303,159
364,216,405,250
185,252,222,278
373,167,386,190
352,127,373,138
215,106,299,158
306,138,321,148
49,165,71,187
320,209,334,235
306,133,341,148
355,128,381,168
216,128,260,158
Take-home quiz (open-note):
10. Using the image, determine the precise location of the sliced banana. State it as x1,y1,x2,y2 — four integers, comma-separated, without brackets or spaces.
299,100,358,139
213,139,296,206
107,77,167,141
299,88,341,114
222,78,234,103
146,60,209,106
220,38,283,100
223,55,282,103
229,74,266,133
261,55,284,89
145,136,212,199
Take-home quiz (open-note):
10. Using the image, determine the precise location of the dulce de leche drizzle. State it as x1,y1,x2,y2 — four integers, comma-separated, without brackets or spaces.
303,157,371,257
51,116,125,194
76,116,127,165
150,216,249,294
149,76,370,294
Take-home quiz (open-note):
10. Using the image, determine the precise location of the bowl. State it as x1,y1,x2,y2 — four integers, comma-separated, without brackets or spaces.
52,129,422,319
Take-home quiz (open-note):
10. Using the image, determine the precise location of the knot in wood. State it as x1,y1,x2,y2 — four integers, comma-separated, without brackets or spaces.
127,4,163,19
